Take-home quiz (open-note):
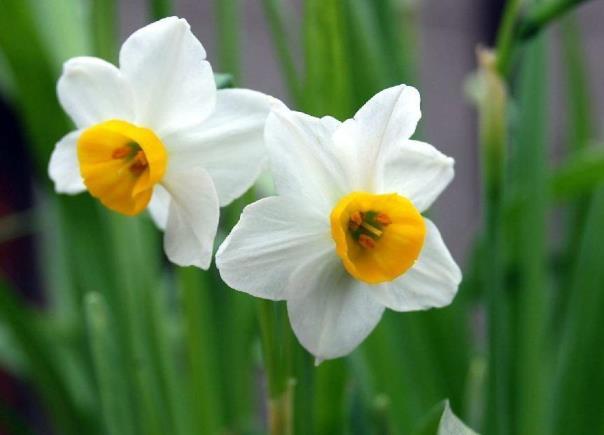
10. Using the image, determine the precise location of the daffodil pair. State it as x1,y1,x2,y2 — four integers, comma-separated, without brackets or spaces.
49,17,461,361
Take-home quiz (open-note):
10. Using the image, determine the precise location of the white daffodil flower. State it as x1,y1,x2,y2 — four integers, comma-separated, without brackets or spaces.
48,17,275,269
216,85,461,360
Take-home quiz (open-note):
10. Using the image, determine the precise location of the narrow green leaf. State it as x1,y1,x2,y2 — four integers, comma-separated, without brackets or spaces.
179,267,224,434
91,0,117,62
215,0,241,81
85,292,137,435
261,0,302,103
149,0,173,20
551,146,604,199
507,28,549,435
0,278,94,435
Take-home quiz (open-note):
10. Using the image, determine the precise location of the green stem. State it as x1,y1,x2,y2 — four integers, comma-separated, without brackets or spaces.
91,0,117,62
180,267,223,434
494,0,524,76
518,0,592,40
149,0,172,20
215,0,241,81
476,50,510,435
260,0,302,104
256,300,294,435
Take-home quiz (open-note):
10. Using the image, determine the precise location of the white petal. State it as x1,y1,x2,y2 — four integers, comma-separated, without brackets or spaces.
161,167,219,269
147,184,170,230
332,85,421,191
164,89,276,206
371,219,461,312
265,107,349,213
119,17,215,134
216,196,333,300
48,131,86,194
287,260,385,360
57,57,134,129
382,140,454,212
439,401,478,435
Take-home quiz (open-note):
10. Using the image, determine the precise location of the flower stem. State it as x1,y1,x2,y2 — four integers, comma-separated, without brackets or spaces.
476,49,510,435
518,0,592,40
91,0,117,62
494,0,524,76
256,300,294,435
149,0,172,20
260,0,302,104
215,0,241,82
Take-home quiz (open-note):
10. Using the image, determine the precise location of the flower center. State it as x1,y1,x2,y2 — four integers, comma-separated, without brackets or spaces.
77,120,167,216
330,192,426,284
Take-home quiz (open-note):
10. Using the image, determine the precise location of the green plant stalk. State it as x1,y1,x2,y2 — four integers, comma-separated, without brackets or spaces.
91,0,117,62
554,15,595,325
476,49,510,435
519,0,592,40
180,267,223,434
314,359,347,435
107,215,169,435
217,193,257,430
362,320,417,435
303,0,352,117
550,12,604,433
510,32,548,435
494,0,524,75
552,192,604,433
215,0,241,82
260,0,302,104
256,300,294,435
0,280,93,435
149,0,173,20
551,147,604,199
148,281,194,435
85,293,137,435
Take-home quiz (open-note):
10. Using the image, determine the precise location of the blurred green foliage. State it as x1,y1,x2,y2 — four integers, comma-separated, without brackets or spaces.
0,0,602,434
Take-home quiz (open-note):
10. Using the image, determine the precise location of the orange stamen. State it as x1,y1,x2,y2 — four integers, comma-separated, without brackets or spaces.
358,234,376,249
376,213,392,226
112,145,132,159
129,151,148,175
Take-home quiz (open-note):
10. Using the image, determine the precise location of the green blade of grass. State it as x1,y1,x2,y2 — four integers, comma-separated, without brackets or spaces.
91,0,117,62
507,29,549,435
85,292,138,435
179,267,223,434
260,0,302,104
149,0,173,20
552,192,604,433
551,146,604,199
215,0,242,82
0,279,95,435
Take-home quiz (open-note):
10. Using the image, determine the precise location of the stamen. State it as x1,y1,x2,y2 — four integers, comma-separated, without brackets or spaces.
360,221,383,238
376,213,392,226
350,211,363,226
129,151,148,175
112,145,133,159
358,234,376,249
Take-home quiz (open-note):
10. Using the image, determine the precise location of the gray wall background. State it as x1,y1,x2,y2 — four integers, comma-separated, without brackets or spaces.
119,0,604,265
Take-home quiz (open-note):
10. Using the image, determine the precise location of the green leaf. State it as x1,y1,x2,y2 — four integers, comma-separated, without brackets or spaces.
551,146,604,199
85,292,138,435
0,278,94,435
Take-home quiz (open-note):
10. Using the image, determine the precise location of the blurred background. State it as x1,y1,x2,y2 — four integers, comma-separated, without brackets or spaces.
2,0,604,434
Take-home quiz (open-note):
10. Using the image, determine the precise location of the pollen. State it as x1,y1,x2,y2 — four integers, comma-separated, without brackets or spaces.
77,120,168,216
330,191,426,284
